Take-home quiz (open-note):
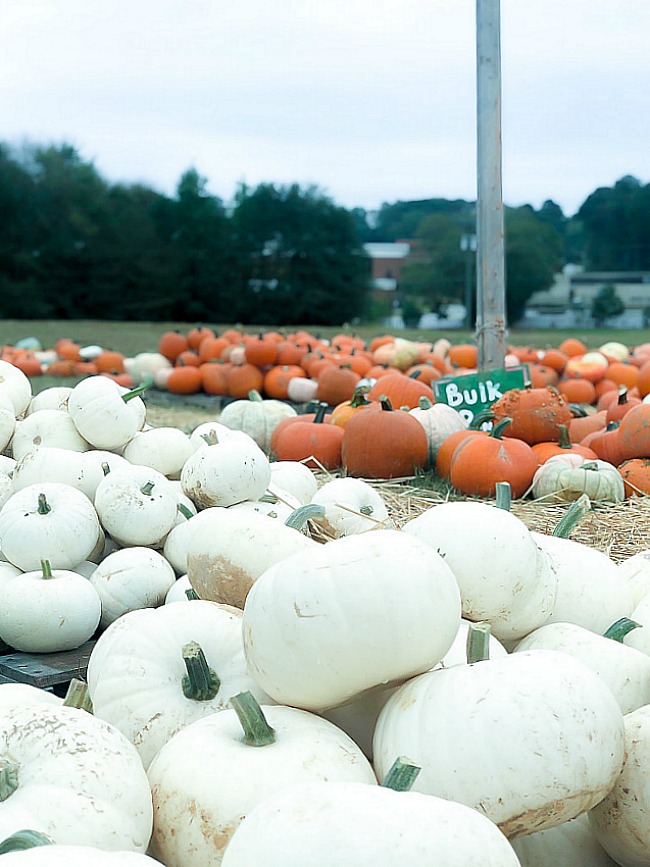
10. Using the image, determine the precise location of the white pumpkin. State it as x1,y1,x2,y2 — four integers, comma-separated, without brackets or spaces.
0,482,101,571
0,391,16,454
310,477,391,537
589,704,650,866
0,843,160,864
26,386,72,414
180,436,271,509
242,529,462,711
12,446,104,500
532,454,625,503
373,649,625,838
219,389,297,453
126,351,172,386
147,695,377,866
0,683,62,709
94,466,178,548
617,549,650,607
221,778,521,867
67,376,147,450
0,359,32,417
403,501,558,641
511,814,617,867
268,460,318,505
408,398,468,465
121,427,194,480
286,376,318,404
11,409,90,460
188,420,252,451
623,592,650,657
185,506,316,607
0,560,101,652
532,532,634,634
164,574,192,603
87,601,272,769
89,546,176,629
515,619,650,714
0,704,153,850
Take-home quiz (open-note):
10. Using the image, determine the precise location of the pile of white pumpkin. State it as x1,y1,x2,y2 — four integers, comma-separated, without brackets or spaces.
2,359,650,866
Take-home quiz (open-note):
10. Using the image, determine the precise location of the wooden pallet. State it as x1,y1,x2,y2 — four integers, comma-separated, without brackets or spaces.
0,640,96,690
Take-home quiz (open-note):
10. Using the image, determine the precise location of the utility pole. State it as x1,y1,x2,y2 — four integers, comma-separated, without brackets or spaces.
476,0,507,369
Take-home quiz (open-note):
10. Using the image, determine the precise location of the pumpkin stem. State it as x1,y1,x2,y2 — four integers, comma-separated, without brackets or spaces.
408,370,422,380
248,390,264,403
360,504,374,515
557,425,573,449
285,504,326,531
569,403,589,418
494,482,511,511
121,381,149,403
379,395,394,411
469,409,494,430
604,617,643,642
230,690,276,747
617,386,628,406
381,756,421,791
201,430,219,446
552,493,592,538
181,641,221,701
177,503,194,520
141,481,155,496
0,830,54,853
62,678,93,713
466,621,491,664
101,461,111,476
488,417,512,439
0,761,19,802
40,559,54,580
37,493,51,515
349,387,372,409
417,396,434,410
185,587,201,601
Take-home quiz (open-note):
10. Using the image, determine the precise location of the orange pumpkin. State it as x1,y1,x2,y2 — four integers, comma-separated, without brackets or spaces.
557,378,596,405
158,330,189,362
95,350,125,374
490,385,573,445
341,397,428,479
531,425,598,464
606,361,639,391
434,412,493,480
367,371,434,410
186,325,216,351
226,362,264,399
448,344,478,369
618,458,650,497
198,336,230,363
263,365,306,400
449,417,539,499
558,337,587,357
330,387,380,429
272,403,343,470
569,410,607,444
244,334,279,368
605,387,642,424
316,365,361,406
200,361,231,396
166,366,203,394
617,404,650,460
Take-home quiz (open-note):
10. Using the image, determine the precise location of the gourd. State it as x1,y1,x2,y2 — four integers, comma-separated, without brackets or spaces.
221,775,521,866
147,692,377,866
514,618,650,714
185,506,317,608
218,390,297,454
11,409,90,460
87,601,272,769
532,454,625,503
67,376,147,450
89,547,177,630
373,646,625,838
0,482,102,571
94,466,179,548
180,435,271,509
310,477,391,537
0,704,153,850
0,559,101,652
121,427,194,480
242,529,461,711
403,501,558,641
589,704,650,867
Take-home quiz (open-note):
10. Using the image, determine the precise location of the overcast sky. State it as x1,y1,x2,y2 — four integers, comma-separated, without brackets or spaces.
2,0,648,218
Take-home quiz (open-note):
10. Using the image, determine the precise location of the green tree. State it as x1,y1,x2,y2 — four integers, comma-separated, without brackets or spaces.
591,283,625,326
230,183,369,325
505,207,563,324
577,176,650,270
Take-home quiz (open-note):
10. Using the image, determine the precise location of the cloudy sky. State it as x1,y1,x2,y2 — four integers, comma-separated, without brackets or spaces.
2,0,648,218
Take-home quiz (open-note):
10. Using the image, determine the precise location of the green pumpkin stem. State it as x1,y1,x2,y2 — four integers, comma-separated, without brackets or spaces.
37,493,51,515
604,617,643,642
381,756,421,791
177,503,194,520
349,386,372,408
121,381,149,403
185,587,201,601
488,417,512,439
557,425,573,449
248,390,264,403
418,396,434,410
140,481,155,496
313,403,329,424
181,641,221,701
62,678,93,713
40,560,54,580
469,409,495,429
0,830,54,853
379,395,394,411
0,761,19,802
552,493,592,538
230,691,276,747
466,621,491,664
201,430,220,446
495,482,511,511
285,504,326,530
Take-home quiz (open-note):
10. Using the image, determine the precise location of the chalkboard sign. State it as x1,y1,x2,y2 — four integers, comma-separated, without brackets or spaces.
433,365,529,425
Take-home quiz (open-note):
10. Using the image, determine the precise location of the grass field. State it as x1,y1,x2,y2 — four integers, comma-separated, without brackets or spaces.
4,320,650,357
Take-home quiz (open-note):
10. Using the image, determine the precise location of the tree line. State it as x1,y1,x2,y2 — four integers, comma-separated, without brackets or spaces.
0,141,648,325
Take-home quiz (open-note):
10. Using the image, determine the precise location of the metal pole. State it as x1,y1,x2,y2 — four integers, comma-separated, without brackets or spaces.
476,0,506,369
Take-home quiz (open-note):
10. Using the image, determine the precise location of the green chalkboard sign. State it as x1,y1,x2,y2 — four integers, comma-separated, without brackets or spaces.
433,365,529,425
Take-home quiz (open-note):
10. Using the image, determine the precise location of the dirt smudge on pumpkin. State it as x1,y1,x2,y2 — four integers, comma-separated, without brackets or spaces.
188,553,252,609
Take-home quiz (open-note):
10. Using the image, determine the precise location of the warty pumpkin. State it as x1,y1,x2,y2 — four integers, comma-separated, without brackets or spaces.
490,384,573,444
